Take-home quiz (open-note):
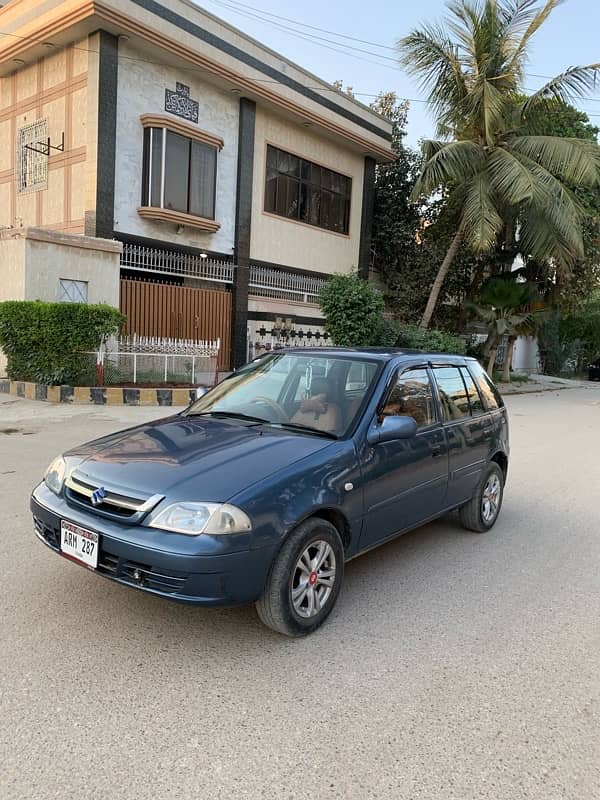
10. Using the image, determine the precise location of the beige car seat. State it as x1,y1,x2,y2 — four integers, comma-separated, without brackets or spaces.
290,377,342,434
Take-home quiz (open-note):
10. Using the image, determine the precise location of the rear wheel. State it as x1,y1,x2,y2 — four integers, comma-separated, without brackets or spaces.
256,518,344,636
459,462,504,533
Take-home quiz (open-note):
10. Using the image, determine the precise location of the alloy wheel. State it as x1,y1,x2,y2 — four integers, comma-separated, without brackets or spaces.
290,540,336,618
482,474,501,523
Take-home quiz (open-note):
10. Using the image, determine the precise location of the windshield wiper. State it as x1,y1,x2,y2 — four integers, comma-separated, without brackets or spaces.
271,422,339,440
190,411,269,424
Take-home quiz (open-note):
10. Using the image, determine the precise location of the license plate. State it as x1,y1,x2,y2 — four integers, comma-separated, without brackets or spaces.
60,520,99,569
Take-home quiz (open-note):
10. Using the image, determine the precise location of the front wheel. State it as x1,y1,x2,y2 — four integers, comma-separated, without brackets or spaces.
256,518,344,636
459,462,505,533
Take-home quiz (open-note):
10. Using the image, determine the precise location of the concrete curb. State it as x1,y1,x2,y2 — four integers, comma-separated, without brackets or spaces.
0,379,196,406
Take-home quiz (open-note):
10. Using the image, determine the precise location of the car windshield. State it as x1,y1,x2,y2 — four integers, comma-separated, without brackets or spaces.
185,352,381,437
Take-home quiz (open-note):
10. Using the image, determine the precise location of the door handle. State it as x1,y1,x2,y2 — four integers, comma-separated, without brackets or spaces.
431,444,443,458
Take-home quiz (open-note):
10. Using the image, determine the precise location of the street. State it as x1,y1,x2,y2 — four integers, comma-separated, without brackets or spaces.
1,388,599,800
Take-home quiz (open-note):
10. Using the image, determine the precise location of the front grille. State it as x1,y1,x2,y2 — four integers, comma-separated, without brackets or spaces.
34,520,188,595
64,473,163,522
96,548,187,593
120,559,187,593
34,516,60,550
98,551,118,575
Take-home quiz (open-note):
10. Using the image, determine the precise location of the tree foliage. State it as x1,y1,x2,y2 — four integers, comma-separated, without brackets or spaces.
468,277,543,377
398,0,600,327
370,92,483,326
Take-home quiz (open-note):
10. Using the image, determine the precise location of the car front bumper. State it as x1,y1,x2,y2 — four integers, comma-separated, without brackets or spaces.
31,486,276,606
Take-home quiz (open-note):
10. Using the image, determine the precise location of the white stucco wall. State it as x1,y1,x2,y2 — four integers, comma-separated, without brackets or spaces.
0,237,27,302
113,42,239,254
250,107,365,273
512,336,540,374
0,229,120,375
24,239,120,307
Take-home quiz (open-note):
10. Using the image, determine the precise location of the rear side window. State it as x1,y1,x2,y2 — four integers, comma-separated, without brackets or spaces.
467,361,504,411
432,367,470,421
460,367,484,415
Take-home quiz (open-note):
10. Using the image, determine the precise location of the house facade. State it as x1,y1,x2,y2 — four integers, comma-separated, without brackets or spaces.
0,0,393,368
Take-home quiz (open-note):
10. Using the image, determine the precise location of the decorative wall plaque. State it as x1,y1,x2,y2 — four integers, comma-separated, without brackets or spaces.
164,82,199,124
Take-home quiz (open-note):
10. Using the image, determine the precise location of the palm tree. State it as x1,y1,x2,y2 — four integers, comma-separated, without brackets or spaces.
468,278,539,378
399,0,600,329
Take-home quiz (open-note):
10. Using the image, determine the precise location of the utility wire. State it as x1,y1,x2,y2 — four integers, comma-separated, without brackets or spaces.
197,0,399,51
1,29,599,116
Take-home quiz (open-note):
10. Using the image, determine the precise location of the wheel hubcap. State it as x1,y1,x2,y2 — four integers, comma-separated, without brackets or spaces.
482,474,501,523
291,540,336,619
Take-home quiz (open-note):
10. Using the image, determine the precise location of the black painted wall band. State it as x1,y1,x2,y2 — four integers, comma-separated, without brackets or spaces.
95,31,118,239
358,157,376,279
129,0,391,142
232,97,256,369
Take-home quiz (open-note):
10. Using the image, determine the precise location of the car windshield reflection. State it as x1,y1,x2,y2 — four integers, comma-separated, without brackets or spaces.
185,353,380,437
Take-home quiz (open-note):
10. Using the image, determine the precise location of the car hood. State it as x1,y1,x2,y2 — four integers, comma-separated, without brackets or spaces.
65,415,334,502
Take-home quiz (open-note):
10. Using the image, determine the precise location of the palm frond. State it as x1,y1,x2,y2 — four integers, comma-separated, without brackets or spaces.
500,0,542,42
521,64,600,116
411,140,485,199
445,0,482,67
487,145,551,206
510,149,587,251
511,136,600,187
460,171,504,252
518,207,583,265
504,0,563,75
397,26,467,123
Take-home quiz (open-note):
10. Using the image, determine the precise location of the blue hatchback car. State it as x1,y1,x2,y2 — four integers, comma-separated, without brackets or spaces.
31,348,509,636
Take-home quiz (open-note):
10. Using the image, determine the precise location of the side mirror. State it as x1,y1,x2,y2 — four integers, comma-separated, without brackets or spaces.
367,415,417,445
193,385,210,401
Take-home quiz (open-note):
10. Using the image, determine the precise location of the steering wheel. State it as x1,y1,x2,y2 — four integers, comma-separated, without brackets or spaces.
250,396,289,423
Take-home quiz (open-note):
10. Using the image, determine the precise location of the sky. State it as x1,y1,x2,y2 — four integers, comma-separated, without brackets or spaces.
195,0,600,146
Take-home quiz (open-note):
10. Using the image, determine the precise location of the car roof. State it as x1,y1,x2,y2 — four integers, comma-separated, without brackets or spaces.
263,347,474,363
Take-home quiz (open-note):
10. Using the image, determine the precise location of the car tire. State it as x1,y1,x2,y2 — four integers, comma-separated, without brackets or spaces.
256,518,344,637
459,462,505,533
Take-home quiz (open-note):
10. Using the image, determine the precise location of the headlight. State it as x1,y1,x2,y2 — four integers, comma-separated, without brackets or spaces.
44,455,67,495
148,502,252,536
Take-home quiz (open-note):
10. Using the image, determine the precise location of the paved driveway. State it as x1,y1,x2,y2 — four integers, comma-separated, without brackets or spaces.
1,388,599,800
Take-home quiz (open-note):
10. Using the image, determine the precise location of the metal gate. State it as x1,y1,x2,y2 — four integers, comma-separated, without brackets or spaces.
119,279,231,369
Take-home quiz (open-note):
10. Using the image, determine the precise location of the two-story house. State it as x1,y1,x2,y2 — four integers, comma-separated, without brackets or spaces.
0,0,394,368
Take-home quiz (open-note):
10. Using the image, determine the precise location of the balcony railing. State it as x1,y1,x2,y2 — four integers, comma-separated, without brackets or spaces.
120,243,327,304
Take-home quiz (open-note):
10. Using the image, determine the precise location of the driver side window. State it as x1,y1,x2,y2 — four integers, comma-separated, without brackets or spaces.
382,369,436,429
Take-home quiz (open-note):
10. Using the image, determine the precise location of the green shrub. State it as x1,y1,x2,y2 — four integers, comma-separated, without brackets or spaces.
319,274,385,347
373,320,466,354
0,301,125,384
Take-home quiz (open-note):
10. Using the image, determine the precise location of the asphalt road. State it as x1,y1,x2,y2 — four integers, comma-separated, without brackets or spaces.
1,388,599,800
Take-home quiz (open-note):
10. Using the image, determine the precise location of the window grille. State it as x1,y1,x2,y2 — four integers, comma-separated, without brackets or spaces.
60,279,88,304
17,119,49,193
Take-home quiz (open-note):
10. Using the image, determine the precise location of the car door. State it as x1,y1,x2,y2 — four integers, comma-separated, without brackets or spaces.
431,365,493,507
359,366,449,550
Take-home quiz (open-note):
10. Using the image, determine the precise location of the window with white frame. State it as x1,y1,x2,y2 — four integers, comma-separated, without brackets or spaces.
17,119,49,193
142,127,217,219
60,279,88,304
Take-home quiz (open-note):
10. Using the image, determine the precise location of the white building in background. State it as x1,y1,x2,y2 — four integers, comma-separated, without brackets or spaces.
0,0,394,369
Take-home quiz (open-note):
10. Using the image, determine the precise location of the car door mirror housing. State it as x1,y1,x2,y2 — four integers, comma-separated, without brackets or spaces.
367,415,418,445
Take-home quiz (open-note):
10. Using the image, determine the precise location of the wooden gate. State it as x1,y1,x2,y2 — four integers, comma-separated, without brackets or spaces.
119,279,232,369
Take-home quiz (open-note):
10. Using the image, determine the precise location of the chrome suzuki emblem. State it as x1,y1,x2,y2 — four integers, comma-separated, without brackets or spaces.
91,486,106,507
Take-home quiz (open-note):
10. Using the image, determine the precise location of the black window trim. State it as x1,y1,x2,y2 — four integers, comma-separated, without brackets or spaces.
264,143,352,236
